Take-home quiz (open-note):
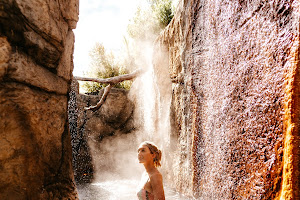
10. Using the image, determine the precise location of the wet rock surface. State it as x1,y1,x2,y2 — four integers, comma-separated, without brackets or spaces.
155,0,300,199
69,81,135,184
0,0,79,199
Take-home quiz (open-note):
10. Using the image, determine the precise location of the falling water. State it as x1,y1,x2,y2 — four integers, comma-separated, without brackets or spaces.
72,42,189,199
163,0,296,199
133,43,172,146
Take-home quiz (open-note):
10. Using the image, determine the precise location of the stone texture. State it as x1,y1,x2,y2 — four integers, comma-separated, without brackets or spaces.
69,81,135,184
7,51,68,94
155,0,300,199
0,0,79,199
59,0,79,29
57,31,75,81
0,0,79,69
15,0,68,48
78,89,135,138
0,83,76,199
0,37,10,80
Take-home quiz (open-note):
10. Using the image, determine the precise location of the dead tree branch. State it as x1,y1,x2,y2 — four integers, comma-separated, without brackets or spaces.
74,69,142,111
85,84,112,111
74,69,141,85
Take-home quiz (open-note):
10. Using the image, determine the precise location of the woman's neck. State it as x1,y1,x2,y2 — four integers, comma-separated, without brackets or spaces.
143,163,156,174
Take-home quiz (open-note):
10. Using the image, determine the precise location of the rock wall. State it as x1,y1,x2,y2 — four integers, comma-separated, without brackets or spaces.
0,0,79,199
69,81,135,184
155,0,300,199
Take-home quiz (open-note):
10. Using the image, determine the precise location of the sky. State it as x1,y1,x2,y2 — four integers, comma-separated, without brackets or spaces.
73,0,144,76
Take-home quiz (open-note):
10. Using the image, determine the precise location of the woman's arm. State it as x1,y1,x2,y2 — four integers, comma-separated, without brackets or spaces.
150,173,165,200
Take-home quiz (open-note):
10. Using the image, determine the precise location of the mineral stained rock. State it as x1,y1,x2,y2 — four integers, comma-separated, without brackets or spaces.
0,0,79,199
154,0,300,199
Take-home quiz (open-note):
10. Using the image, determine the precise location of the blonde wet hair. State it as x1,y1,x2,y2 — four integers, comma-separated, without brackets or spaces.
140,141,162,167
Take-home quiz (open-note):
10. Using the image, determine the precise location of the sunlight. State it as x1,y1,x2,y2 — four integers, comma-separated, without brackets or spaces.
73,0,143,76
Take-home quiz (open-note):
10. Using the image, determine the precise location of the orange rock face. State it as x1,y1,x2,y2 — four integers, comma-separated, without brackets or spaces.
155,0,300,199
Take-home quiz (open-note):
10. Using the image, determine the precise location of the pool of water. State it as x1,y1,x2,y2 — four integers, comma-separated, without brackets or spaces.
77,179,191,200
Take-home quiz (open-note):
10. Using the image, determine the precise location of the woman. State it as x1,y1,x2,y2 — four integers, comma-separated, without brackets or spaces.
137,141,165,200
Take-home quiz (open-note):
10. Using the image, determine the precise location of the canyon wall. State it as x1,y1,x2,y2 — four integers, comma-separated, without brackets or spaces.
0,0,79,199
154,0,300,199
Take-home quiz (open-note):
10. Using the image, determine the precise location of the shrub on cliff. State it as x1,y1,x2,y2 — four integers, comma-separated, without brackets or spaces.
82,43,131,93
152,0,174,28
127,0,174,41
82,0,175,93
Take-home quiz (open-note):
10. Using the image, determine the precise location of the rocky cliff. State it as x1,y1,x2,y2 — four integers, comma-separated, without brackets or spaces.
0,0,79,199
155,0,300,199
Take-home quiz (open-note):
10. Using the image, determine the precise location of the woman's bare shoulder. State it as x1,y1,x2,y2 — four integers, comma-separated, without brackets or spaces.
149,170,165,199
149,170,163,181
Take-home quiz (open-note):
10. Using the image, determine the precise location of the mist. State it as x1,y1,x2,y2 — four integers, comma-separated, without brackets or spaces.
74,1,183,199
87,40,172,182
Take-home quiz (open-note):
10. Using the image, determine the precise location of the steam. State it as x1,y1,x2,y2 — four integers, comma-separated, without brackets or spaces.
85,39,173,185
78,1,176,197
89,131,143,182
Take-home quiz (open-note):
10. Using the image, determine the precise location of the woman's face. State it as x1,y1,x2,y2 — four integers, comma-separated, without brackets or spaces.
138,144,155,164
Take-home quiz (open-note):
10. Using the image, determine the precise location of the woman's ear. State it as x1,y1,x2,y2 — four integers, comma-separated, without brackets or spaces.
151,153,156,159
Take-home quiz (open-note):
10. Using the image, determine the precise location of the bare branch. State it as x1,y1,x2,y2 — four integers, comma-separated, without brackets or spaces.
84,84,112,111
74,69,142,85
75,69,143,111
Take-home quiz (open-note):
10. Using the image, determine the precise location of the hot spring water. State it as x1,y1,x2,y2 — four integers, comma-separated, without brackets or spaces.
77,180,190,200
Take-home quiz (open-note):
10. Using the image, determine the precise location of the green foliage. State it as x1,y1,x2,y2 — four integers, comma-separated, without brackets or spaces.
127,7,160,41
127,0,174,41
82,43,132,93
153,0,174,28
81,0,175,93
